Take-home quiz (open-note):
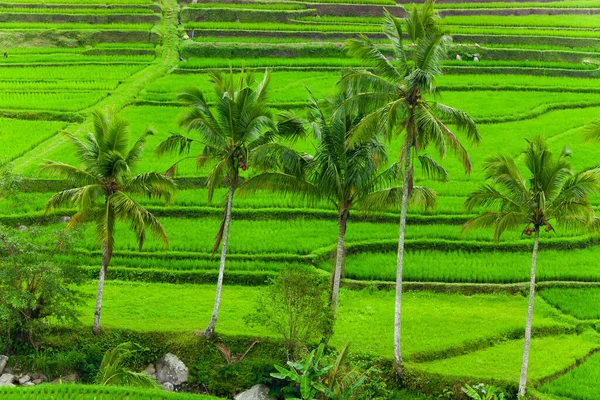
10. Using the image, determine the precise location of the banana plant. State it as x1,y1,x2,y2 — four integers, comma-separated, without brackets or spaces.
462,383,506,400
271,344,365,400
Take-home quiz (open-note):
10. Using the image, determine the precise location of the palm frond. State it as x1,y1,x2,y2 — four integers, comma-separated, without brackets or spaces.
343,35,402,82
418,155,448,182
41,161,98,186
125,127,154,169
155,133,197,157
125,172,176,204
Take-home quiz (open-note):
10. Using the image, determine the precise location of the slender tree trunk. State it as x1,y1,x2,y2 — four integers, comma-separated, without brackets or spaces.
518,227,540,397
331,209,348,316
93,240,112,335
394,143,412,378
204,185,235,338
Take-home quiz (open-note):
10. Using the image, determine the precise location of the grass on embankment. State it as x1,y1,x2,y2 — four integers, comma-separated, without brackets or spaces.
540,350,600,400
334,248,600,284
0,384,222,399
540,288,600,320
412,331,600,383
74,281,569,359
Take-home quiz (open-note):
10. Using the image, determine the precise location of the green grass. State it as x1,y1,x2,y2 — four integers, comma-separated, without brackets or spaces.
0,384,222,399
0,7,156,14
0,91,108,111
413,332,600,383
540,351,600,400
0,22,155,30
441,15,600,29
74,281,568,358
185,3,307,10
0,64,145,81
539,288,600,320
334,247,600,284
0,118,66,160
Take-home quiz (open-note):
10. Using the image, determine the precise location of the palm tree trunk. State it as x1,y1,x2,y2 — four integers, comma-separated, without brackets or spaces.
395,144,412,378
93,240,112,335
518,227,539,397
204,184,235,338
331,209,348,316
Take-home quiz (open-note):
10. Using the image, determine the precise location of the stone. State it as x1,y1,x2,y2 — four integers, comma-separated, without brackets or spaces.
0,374,15,387
234,384,273,400
15,225,27,231
57,216,71,223
161,382,175,391
473,56,479,62
0,355,7,375
145,364,156,376
51,373,78,384
182,34,190,40
18,375,31,385
455,54,462,61
22,381,35,387
32,379,42,385
156,353,188,385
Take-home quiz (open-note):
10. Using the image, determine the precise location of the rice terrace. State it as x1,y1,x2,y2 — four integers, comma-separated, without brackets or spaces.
1,0,600,398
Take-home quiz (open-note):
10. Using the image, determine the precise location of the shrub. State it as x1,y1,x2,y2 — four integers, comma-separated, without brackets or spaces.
0,225,84,352
245,267,332,357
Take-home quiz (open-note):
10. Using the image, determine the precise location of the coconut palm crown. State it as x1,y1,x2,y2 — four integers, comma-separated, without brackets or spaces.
464,136,600,396
155,70,304,338
43,109,176,335
340,2,480,378
243,88,436,316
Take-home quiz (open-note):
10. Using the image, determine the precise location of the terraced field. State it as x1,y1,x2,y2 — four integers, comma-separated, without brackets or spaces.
2,0,600,398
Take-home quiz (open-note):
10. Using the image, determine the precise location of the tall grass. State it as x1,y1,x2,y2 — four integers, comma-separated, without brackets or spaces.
541,351,600,399
334,247,600,283
0,64,144,80
0,118,65,160
0,91,108,111
539,288,600,319
0,384,222,399
0,22,155,30
0,7,156,14
414,333,598,383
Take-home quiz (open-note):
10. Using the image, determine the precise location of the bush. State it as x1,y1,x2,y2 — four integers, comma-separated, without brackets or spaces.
0,225,84,352
245,267,333,357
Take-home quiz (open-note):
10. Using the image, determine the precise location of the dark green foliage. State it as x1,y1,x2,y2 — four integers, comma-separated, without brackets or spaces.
0,225,85,352
246,267,333,356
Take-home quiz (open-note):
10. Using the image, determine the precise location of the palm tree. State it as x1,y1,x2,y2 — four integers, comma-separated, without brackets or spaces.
43,109,176,335
464,137,600,396
341,5,480,376
156,70,303,338
243,89,435,316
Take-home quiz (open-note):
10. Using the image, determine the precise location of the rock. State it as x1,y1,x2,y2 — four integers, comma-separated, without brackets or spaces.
15,225,27,231
473,56,479,62
0,374,15,387
32,379,42,385
57,216,71,223
51,372,78,384
145,364,156,376
475,42,480,48
182,34,190,40
22,381,35,387
0,355,7,375
18,375,31,385
234,384,273,400
455,54,462,61
161,382,175,391
156,353,188,385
